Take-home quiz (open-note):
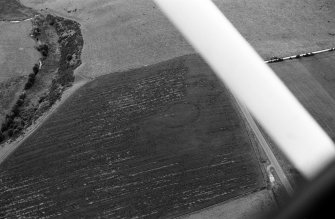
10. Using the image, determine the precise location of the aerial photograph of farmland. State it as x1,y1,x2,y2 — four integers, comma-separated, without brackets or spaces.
1,0,335,218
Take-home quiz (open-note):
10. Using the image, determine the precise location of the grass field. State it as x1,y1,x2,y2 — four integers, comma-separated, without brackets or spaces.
268,52,335,187
20,0,335,80
20,0,194,78
0,0,35,21
182,189,276,219
0,20,39,123
0,21,39,83
0,55,267,218
270,53,335,141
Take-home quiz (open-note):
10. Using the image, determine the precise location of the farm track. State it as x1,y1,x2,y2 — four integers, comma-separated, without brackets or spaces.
0,55,265,218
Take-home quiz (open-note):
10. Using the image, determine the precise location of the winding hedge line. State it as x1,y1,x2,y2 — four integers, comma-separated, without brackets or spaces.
0,14,83,143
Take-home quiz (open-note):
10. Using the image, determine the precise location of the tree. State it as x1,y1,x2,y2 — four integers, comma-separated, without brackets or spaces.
19,92,26,100
25,73,36,90
33,64,39,75
0,131,4,142
46,14,55,26
32,27,41,38
36,44,49,58
7,129,13,137
16,98,24,107
24,81,33,90
66,54,73,62
11,104,19,116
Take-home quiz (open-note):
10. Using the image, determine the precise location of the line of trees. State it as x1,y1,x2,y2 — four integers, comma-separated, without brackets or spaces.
0,62,41,143
0,92,26,142
24,63,39,90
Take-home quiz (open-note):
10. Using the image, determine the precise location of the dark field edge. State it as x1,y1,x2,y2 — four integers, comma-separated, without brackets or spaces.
0,54,266,218
0,13,83,144
166,56,271,218
170,84,271,219
254,119,305,204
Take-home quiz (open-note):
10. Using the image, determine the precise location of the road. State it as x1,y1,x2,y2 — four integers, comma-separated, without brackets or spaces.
235,98,294,196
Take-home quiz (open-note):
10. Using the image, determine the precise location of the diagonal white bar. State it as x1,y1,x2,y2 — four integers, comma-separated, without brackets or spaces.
154,0,335,179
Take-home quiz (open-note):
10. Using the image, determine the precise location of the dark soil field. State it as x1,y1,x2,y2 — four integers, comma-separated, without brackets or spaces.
0,0,35,21
0,55,266,218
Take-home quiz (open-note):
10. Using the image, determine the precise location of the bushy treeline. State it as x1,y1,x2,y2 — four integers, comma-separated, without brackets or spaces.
36,44,49,58
0,14,84,143
0,62,41,142
0,93,26,142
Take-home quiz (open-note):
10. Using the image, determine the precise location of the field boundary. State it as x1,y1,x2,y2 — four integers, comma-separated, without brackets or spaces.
0,79,88,165
234,98,294,196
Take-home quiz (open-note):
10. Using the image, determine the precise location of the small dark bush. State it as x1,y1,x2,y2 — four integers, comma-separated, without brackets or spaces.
32,27,41,38
66,54,73,62
16,98,24,107
0,131,4,142
1,124,6,132
7,129,13,137
24,81,33,90
24,73,36,90
41,50,48,57
19,92,26,100
46,14,56,26
36,44,49,58
11,105,19,116
5,114,14,122
49,19,55,26
33,64,39,75
28,73,36,82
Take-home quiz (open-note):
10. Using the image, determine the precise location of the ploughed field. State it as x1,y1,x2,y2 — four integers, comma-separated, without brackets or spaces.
0,55,265,218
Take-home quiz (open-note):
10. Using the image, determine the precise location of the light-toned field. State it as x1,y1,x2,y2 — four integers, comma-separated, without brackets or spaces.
268,53,335,187
270,53,335,141
0,20,39,82
214,0,335,58
0,20,40,122
20,0,335,79
20,0,193,78
181,190,276,219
